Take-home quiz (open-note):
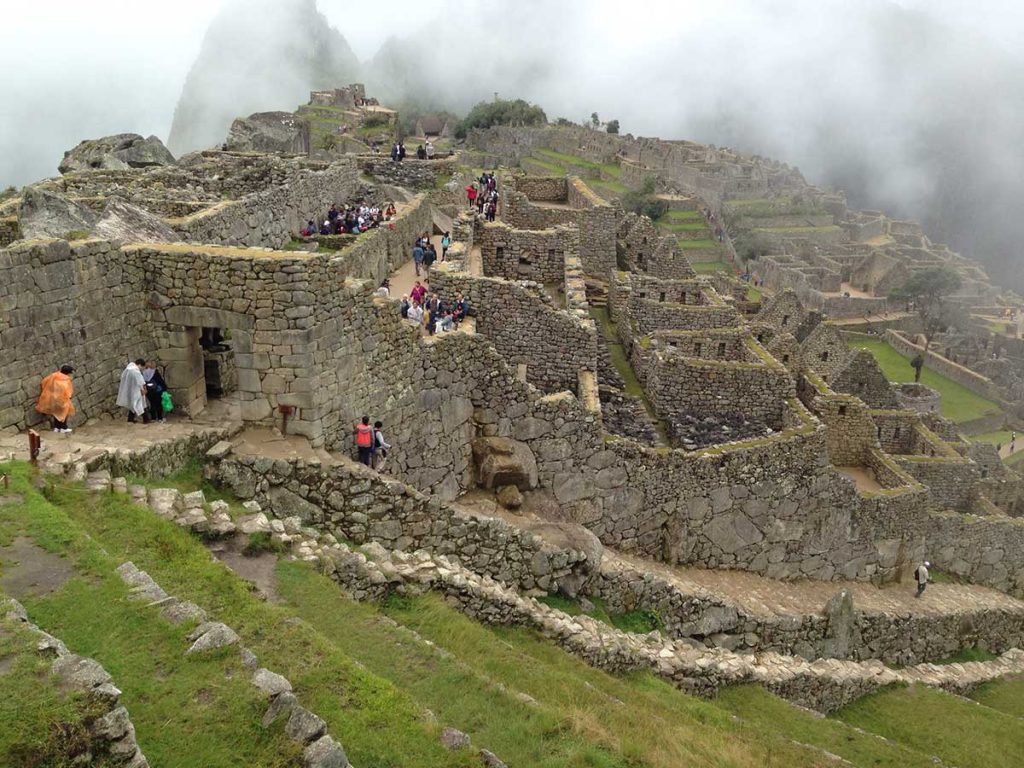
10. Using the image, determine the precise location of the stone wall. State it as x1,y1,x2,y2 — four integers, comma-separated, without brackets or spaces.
207,450,597,595
171,159,360,250
632,298,740,333
514,176,568,201
887,330,1002,402
359,157,457,191
895,456,980,513
0,215,20,247
476,221,576,284
0,238,154,430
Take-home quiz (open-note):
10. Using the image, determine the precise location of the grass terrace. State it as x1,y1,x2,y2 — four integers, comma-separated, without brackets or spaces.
846,335,1003,424
690,261,733,274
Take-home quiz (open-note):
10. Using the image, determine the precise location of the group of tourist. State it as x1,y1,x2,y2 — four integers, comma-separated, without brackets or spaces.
390,139,446,161
400,280,472,336
35,359,171,433
353,415,391,468
301,201,398,237
466,172,499,221
412,232,441,277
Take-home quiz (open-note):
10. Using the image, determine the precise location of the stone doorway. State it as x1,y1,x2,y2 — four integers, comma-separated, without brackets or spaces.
159,307,255,419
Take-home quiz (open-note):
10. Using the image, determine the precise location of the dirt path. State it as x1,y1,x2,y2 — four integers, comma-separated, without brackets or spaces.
0,536,75,599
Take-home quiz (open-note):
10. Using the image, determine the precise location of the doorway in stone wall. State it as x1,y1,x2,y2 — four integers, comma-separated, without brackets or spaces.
200,327,237,400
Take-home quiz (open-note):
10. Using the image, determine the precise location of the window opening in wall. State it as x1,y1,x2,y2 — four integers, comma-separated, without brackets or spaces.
782,314,790,326
894,426,901,439
201,327,235,400
548,248,556,260
669,341,678,348
756,333,764,343
496,246,504,259
695,342,702,356
820,350,829,361
638,291,647,299
877,425,882,438
717,342,726,357
659,292,666,302
838,404,847,416
782,354,789,364
681,291,687,304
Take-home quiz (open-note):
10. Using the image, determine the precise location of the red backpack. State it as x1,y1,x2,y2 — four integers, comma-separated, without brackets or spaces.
355,424,373,447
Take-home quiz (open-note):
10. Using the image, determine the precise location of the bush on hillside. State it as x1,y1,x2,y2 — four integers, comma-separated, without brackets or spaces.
621,177,668,221
454,98,548,139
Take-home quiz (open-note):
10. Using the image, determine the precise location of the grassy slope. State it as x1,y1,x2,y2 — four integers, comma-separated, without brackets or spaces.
835,684,1024,768
690,261,732,274
715,685,937,768
0,464,475,768
969,675,1024,718
847,337,1002,423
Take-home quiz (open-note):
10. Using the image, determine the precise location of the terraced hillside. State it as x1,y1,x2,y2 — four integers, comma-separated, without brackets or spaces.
4,451,1024,767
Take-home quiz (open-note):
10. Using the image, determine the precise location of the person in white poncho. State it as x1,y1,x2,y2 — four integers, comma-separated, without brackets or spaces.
117,359,150,424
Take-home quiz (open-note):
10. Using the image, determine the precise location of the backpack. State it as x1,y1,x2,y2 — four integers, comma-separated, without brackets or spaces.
161,391,174,414
355,424,373,447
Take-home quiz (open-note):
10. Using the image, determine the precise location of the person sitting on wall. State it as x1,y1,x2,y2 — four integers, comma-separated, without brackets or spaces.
375,279,390,298
319,220,331,235
436,310,455,333
385,202,396,219
301,219,317,237
36,364,75,433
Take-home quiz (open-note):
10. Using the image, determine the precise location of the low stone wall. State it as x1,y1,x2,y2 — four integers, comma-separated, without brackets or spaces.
632,297,740,333
886,330,1002,402
0,214,20,246
206,450,597,595
359,157,458,190
895,456,979,513
514,176,568,201
476,220,576,284
925,511,1024,596
590,561,1024,665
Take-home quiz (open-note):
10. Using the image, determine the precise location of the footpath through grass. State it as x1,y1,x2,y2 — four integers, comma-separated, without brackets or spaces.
846,336,1003,423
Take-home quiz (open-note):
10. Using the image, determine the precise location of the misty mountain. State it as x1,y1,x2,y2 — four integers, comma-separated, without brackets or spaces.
167,0,360,154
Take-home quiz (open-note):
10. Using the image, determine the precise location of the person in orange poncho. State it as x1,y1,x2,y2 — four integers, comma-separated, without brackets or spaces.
36,365,76,433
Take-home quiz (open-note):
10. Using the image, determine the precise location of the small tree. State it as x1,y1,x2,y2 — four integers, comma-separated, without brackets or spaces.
591,112,600,128
606,119,620,134
621,176,668,221
319,133,339,152
890,267,962,382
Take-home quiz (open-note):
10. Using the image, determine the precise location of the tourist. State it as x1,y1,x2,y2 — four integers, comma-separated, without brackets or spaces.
36,364,75,433
354,416,374,465
385,202,397,219
441,231,451,261
319,220,331,235
411,280,427,305
407,300,424,326
423,243,437,276
400,295,410,318
486,201,497,222
117,359,149,424
372,420,391,469
143,362,169,424
391,142,400,161
398,142,406,161
914,560,930,597
466,185,478,209
413,240,425,277
425,140,435,160
437,310,454,333
416,144,426,160
301,219,317,237
375,279,391,298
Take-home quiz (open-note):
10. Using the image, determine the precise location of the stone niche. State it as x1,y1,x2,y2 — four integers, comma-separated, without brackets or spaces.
472,437,538,490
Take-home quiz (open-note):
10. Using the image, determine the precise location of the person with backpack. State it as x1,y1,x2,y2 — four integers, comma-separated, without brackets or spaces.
143,361,169,423
423,242,437,277
412,240,425,277
441,231,451,261
372,420,392,469
354,416,374,465
914,561,930,597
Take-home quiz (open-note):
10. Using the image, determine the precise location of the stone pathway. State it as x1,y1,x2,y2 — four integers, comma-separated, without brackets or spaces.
607,549,1024,621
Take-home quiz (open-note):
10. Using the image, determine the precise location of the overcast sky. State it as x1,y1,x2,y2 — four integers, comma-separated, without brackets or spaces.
1,0,1023,189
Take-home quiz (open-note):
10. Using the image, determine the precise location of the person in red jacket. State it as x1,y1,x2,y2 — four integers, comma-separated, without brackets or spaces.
354,416,374,465
465,185,478,209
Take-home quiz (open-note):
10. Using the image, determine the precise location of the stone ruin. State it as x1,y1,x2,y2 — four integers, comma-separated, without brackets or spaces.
4,100,1024,717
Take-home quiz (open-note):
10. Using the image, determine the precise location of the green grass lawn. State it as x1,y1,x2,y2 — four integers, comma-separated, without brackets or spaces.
834,684,1024,768
524,155,565,174
690,261,732,274
589,179,629,197
970,676,1024,718
715,685,938,768
846,337,1003,423
664,209,704,222
676,238,720,249
534,147,603,171
1,464,476,768
660,221,709,233
746,286,762,302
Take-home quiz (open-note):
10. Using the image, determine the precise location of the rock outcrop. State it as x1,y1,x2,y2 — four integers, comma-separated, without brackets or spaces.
167,0,360,154
225,112,310,154
93,198,177,243
59,133,175,174
18,187,97,239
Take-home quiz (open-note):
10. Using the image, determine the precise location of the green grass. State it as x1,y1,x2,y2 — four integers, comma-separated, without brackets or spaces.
1006,450,1024,468
715,685,938,768
834,684,1024,768
589,179,629,196
524,155,565,174
676,238,720,249
690,261,732,274
846,338,1003,423
1,464,475,768
747,286,762,302
970,676,1024,718
664,209,704,222
660,221,709,233
534,148,604,172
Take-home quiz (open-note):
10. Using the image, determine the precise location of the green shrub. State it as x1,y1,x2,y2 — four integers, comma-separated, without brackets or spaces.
455,98,547,139
242,531,286,557
621,177,668,221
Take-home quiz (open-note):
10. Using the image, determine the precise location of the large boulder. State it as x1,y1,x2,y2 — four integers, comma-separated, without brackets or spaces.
18,188,97,239
225,112,310,154
471,437,538,491
92,198,177,243
58,133,175,174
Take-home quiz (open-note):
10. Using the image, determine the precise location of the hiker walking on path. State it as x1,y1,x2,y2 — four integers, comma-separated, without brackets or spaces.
466,185,478,209
372,420,392,470
117,359,149,424
354,416,374,466
441,231,451,261
413,240,425,277
914,561,930,597
36,365,75,433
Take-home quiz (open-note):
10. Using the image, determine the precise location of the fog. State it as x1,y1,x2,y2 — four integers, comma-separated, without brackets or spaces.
2,0,1022,287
